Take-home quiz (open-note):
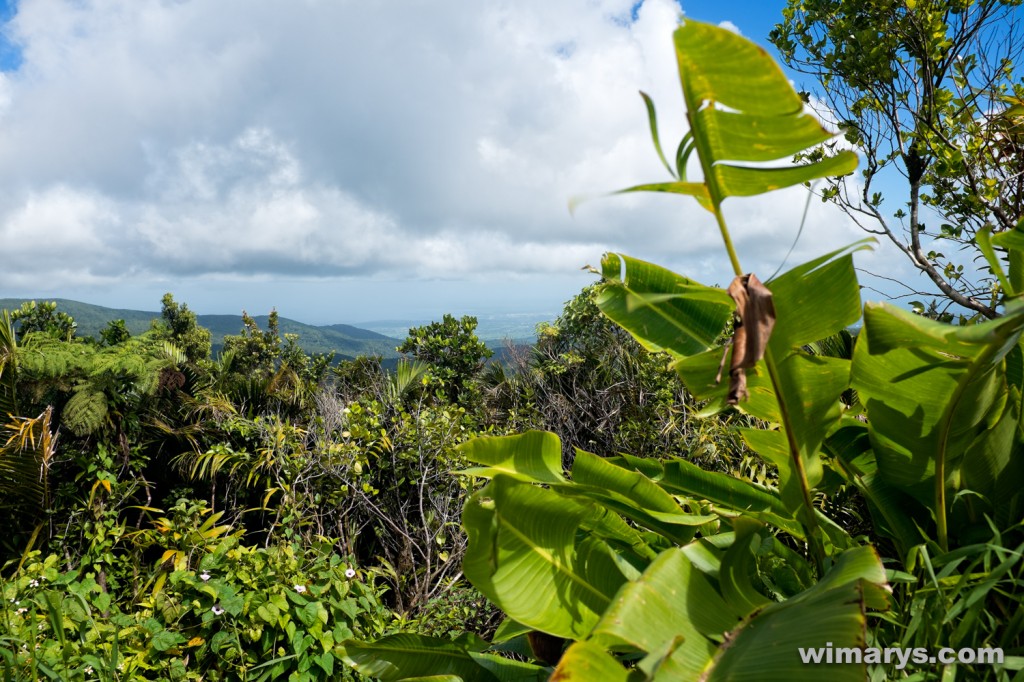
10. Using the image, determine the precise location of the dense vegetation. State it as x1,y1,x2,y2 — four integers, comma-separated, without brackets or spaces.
2,3,1023,681
0,284,738,680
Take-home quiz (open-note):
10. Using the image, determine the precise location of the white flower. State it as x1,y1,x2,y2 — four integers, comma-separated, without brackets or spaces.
199,571,211,582
211,605,225,616
345,568,356,579
85,666,94,675
293,584,307,594
15,608,27,614
28,579,39,588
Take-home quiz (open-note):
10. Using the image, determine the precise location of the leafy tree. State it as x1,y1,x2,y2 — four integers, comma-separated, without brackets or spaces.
10,300,76,341
770,0,1024,320
218,310,331,415
487,284,751,471
397,314,492,403
222,309,282,377
100,318,131,346
153,293,211,364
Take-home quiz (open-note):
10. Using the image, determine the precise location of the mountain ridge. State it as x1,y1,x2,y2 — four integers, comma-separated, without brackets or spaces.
0,298,403,360
0,298,545,360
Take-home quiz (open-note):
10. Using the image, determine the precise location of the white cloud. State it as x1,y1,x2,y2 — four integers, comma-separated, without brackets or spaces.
0,0,898,319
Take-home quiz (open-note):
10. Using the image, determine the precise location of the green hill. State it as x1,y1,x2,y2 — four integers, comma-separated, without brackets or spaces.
0,298,402,361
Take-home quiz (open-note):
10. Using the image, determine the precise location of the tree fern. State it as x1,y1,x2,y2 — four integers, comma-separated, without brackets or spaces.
62,385,109,436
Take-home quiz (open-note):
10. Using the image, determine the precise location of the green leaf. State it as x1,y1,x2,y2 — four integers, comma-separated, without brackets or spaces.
589,548,739,679
640,91,677,179
825,421,926,557
463,475,626,639
564,450,713,544
455,431,564,484
551,641,636,681
673,20,857,207
62,387,109,436
314,653,334,677
699,547,886,680
597,253,734,358
852,300,1024,548
341,634,499,682
611,181,712,209
713,153,858,199
150,629,186,653
718,520,772,616
766,240,873,350
641,457,804,539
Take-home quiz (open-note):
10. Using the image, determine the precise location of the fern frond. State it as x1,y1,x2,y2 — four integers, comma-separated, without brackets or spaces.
161,341,187,367
63,387,109,436
17,334,94,378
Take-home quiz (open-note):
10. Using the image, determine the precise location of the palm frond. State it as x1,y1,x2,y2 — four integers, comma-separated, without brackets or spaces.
388,359,430,403
0,310,18,416
0,408,57,514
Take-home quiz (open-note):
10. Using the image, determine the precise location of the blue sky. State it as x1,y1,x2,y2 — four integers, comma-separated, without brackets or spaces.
0,0,20,72
0,0,912,325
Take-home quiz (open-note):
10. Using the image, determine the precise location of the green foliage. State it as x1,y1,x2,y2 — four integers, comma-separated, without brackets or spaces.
322,394,477,613
224,309,283,378
10,301,77,342
99,319,130,347
13,11,1024,680
347,17,1023,680
398,314,492,403
485,285,751,471
15,331,181,436
154,293,211,365
0,540,392,681
771,0,1024,319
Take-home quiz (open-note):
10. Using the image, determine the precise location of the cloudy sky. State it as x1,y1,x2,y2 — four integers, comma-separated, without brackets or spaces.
0,0,911,325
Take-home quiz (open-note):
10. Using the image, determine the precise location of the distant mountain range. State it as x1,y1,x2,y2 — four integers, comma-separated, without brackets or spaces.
0,298,402,361
0,298,548,361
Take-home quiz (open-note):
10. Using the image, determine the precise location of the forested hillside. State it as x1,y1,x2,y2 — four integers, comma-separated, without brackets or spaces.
0,298,403,361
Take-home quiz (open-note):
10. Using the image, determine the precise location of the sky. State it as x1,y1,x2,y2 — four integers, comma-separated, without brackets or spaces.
0,0,914,325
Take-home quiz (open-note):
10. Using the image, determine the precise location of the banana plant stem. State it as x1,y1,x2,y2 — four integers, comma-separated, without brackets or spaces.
714,202,826,572
763,350,827,574
714,206,744,278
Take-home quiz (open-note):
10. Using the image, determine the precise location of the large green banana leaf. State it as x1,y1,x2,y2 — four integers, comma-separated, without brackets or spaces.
341,633,548,681
851,300,1024,550
462,474,629,640
603,242,868,559
616,20,856,212
455,432,876,679
550,545,887,681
